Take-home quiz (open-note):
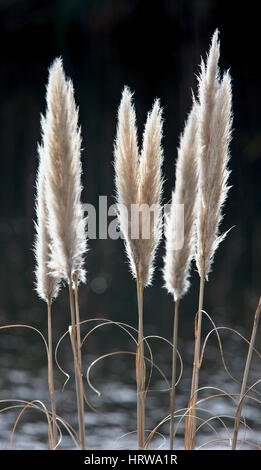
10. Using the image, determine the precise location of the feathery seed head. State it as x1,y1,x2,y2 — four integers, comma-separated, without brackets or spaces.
195,30,233,280
163,103,199,300
34,146,60,303
114,88,164,287
39,57,87,286
137,98,164,286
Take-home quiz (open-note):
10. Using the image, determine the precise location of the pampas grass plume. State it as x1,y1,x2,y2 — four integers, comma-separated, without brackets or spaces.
186,30,233,451
163,101,199,300
34,146,60,302
138,98,164,286
114,87,140,280
40,57,87,285
195,30,233,280
114,87,164,288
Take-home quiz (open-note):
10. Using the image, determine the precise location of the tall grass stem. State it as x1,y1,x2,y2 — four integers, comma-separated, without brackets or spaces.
47,297,58,448
136,272,145,450
68,281,86,450
169,297,180,450
73,275,83,378
186,275,205,449
231,296,261,449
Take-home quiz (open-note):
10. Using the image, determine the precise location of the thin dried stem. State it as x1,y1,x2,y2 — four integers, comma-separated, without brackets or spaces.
47,296,58,448
68,280,86,450
72,275,86,439
73,274,83,382
185,275,205,449
169,297,180,450
136,270,145,450
231,296,261,449
9,399,54,449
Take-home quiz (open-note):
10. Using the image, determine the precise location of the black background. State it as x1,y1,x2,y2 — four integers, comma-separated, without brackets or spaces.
0,0,261,343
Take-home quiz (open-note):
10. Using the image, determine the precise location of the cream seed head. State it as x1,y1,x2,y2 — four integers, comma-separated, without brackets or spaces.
114,87,164,287
39,57,87,286
163,102,199,300
195,30,233,280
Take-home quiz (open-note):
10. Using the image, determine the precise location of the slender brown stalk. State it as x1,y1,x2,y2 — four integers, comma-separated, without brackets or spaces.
185,275,205,449
47,296,58,448
169,297,180,450
73,274,83,373
136,270,145,450
231,296,261,450
68,281,86,450
73,275,86,437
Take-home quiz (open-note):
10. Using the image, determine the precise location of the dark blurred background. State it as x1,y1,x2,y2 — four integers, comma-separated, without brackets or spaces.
0,0,261,351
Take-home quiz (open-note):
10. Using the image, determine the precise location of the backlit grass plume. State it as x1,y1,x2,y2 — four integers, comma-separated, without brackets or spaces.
163,101,199,449
40,57,87,285
163,101,199,301
114,86,163,288
114,86,164,449
186,29,233,450
195,31,232,281
113,87,139,280
34,146,60,303
37,57,87,449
